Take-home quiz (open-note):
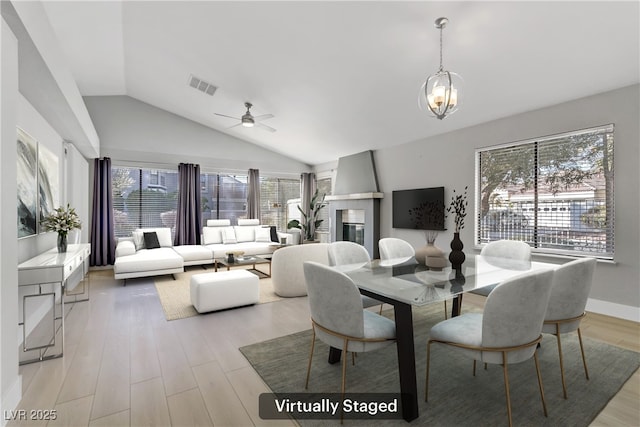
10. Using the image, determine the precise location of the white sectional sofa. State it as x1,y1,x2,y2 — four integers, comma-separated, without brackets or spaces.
114,227,186,282
113,220,291,283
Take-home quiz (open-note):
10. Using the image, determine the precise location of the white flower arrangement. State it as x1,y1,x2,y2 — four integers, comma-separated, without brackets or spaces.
40,204,81,237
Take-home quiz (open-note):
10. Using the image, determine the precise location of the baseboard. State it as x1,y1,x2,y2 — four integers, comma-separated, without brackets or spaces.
1,375,22,427
586,298,640,323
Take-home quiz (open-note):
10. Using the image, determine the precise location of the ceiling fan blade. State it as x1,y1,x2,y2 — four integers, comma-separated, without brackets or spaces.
227,123,243,130
256,122,277,133
215,113,241,120
253,114,274,122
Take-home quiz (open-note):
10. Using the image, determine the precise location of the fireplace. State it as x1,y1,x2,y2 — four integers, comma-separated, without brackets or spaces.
328,195,382,259
341,210,365,245
327,150,383,259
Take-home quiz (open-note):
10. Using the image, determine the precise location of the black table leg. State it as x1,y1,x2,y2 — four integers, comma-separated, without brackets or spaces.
394,302,419,422
328,347,341,364
451,294,463,317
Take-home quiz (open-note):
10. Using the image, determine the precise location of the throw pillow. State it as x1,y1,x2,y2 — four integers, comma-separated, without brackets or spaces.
132,230,145,251
202,227,223,245
222,227,237,244
270,225,279,242
255,227,272,243
143,232,161,249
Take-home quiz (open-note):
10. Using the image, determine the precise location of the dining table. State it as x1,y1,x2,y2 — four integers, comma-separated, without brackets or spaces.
329,255,557,422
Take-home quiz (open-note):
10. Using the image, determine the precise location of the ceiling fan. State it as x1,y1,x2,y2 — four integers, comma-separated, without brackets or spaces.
215,102,276,132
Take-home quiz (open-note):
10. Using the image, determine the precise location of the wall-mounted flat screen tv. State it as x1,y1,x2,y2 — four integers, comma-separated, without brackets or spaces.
392,187,445,230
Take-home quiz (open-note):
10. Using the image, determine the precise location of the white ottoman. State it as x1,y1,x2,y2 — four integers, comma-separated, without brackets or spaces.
190,270,260,313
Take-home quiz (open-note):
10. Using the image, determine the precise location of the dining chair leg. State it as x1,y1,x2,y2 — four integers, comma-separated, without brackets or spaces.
534,350,548,417
378,304,384,315
554,323,568,399
501,351,513,427
473,359,477,376
424,341,432,402
340,338,349,424
577,327,590,380
444,300,448,319
305,328,316,389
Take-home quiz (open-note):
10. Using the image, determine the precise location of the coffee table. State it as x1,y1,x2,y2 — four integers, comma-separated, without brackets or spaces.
214,255,272,278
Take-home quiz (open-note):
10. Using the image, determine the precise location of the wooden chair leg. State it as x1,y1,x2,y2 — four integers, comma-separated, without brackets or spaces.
305,328,316,389
340,338,349,424
444,300,448,319
534,350,548,417
502,352,513,427
554,324,568,399
577,328,590,380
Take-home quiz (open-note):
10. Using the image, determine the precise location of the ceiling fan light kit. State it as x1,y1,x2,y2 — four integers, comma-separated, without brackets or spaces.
419,17,463,120
215,102,276,132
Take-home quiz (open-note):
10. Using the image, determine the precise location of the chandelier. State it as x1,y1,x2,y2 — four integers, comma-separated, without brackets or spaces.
419,17,463,120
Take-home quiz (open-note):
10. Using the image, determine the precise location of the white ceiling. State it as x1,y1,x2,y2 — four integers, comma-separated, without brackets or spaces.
41,1,639,166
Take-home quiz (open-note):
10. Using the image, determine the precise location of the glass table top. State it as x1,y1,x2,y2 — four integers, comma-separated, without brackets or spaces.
335,255,556,307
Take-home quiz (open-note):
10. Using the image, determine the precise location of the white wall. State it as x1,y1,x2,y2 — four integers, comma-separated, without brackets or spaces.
16,93,66,263
1,16,22,423
367,85,639,317
84,95,311,176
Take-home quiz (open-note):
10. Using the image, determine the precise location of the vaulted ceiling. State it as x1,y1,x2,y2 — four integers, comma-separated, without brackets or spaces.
41,1,639,165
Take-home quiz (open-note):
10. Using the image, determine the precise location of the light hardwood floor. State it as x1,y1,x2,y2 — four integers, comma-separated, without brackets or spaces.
8,269,639,426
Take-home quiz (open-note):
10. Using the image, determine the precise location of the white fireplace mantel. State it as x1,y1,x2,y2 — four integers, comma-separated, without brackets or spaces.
325,192,384,201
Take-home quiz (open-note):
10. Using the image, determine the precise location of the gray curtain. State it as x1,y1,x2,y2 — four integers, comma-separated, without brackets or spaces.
174,163,202,246
247,168,260,219
90,157,116,266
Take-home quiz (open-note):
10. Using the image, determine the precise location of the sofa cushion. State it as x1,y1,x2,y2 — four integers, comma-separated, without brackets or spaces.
172,245,214,263
234,225,255,243
238,219,260,226
115,240,136,257
207,219,231,227
222,227,237,244
113,247,183,274
255,227,272,243
203,226,224,245
143,232,161,249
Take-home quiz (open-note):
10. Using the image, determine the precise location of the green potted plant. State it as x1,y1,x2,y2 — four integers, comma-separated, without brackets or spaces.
287,189,327,242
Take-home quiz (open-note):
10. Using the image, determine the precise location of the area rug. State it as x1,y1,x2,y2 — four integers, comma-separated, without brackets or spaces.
240,304,640,426
154,266,282,321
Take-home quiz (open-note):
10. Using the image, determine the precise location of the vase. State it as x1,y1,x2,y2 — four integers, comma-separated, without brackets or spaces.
57,233,68,253
449,232,465,271
415,242,447,271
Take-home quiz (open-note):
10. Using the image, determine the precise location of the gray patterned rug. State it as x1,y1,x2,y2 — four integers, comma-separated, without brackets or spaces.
240,304,639,426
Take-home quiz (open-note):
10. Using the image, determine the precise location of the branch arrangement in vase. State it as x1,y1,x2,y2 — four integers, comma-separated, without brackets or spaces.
446,186,468,233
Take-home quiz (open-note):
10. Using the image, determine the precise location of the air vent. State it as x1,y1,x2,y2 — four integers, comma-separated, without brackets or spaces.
187,74,217,96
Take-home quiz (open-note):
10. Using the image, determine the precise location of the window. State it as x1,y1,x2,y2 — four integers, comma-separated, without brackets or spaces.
112,167,179,237
200,173,248,225
259,177,301,231
476,124,614,259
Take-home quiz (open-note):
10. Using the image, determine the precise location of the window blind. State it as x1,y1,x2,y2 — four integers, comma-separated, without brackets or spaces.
476,124,614,259
111,167,179,238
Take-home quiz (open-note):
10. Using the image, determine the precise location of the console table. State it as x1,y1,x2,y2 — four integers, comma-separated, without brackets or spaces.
17,243,90,365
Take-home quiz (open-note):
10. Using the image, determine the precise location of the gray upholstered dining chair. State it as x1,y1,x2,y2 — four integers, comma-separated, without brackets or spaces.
471,239,532,297
378,237,415,261
543,257,596,399
425,268,555,427
303,261,396,407
328,241,384,313
379,237,450,318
